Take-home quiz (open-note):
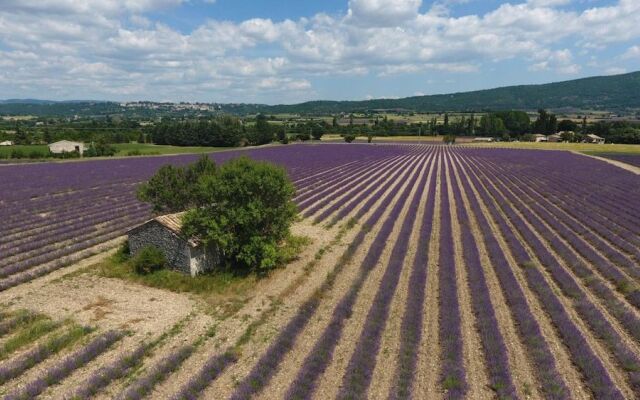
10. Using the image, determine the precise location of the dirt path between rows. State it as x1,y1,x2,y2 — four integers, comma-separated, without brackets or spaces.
448,153,541,399
444,158,492,399
453,154,592,399
239,154,431,400
413,152,442,399
367,154,436,398
466,156,637,397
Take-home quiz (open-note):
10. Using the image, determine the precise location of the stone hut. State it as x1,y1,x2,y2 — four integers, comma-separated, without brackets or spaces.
127,213,219,276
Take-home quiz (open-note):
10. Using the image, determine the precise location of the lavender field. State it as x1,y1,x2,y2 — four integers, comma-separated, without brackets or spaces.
1,144,640,399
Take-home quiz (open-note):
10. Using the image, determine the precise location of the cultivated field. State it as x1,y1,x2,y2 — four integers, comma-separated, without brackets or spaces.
1,144,639,399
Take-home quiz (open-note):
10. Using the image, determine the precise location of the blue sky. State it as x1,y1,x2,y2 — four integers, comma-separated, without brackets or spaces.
0,0,638,104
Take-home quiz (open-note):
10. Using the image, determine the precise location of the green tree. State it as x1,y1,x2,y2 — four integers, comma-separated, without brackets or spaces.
14,124,28,145
251,114,273,145
443,113,449,134
137,155,216,213
558,119,577,132
183,157,297,272
493,111,530,135
533,109,556,134
479,114,507,136
344,133,357,143
43,127,53,144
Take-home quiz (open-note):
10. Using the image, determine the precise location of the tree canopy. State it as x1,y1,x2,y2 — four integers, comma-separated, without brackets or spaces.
137,155,298,272
183,157,297,272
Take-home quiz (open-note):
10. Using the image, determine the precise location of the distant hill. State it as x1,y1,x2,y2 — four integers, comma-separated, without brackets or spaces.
1,71,639,116
249,71,640,114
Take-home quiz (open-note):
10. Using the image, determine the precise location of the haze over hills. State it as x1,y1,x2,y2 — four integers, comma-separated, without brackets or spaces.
1,71,639,116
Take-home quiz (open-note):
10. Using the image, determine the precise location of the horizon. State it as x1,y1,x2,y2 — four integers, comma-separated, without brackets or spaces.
2,69,637,107
1,1,639,104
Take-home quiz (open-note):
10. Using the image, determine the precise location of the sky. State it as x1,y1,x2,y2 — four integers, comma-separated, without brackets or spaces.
0,0,639,104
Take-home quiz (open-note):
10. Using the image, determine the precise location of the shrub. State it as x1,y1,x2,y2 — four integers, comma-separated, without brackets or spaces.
183,157,297,273
132,246,166,275
344,134,357,143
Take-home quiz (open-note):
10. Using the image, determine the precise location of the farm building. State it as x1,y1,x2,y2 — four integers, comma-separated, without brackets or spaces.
547,133,563,142
49,140,87,155
585,134,605,144
127,213,219,276
533,134,548,143
472,137,495,143
0,140,14,146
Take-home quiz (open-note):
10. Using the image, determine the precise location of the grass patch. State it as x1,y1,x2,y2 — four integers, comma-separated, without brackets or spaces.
93,236,310,318
0,317,61,360
0,145,49,159
112,143,226,157
470,142,640,154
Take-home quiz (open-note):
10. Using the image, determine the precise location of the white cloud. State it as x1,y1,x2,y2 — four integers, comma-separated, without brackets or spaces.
347,0,422,26
604,67,627,75
622,45,640,59
0,0,638,101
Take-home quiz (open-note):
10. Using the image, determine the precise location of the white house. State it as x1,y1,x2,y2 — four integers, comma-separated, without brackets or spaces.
533,134,548,143
48,140,87,155
585,134,605,144
0,140,14,146
472,137,495,143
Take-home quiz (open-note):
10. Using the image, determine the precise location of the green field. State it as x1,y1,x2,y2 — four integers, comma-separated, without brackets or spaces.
112,143,226,156
0,145,49,158
468,142,640,154
0,143,227,160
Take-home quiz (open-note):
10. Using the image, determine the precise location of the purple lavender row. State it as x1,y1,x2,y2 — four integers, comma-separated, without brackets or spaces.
491,169,640,307
0,190,140,237
485,159,640,268
389,151,437,400
462,153,640,293
463,147,639,208
335,150,431,400
325,153,427,226
0,206,148,267
170,349,237,400
282,154,429,400
446,156,518,399
0,209,149,278
597,154,640,168
468,154,640,336
294,154,399,205
229,152,427,400
452,155,570,399
70,344,148,399
117,345,195,400
0,180,141,226
315,153,425,224
297,153,405,212
462,149,640,228
0,204,145,253
503,166,640,256
0,189,143,244
3,330,123,400
466,154,640,394
461,157,625,399
300,154,410,217
0,218,144,293
0,326,93,386
436,160,467,399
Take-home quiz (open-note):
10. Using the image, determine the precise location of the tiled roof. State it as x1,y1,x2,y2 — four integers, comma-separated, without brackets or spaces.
129,212,201,247
155,212,186,234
